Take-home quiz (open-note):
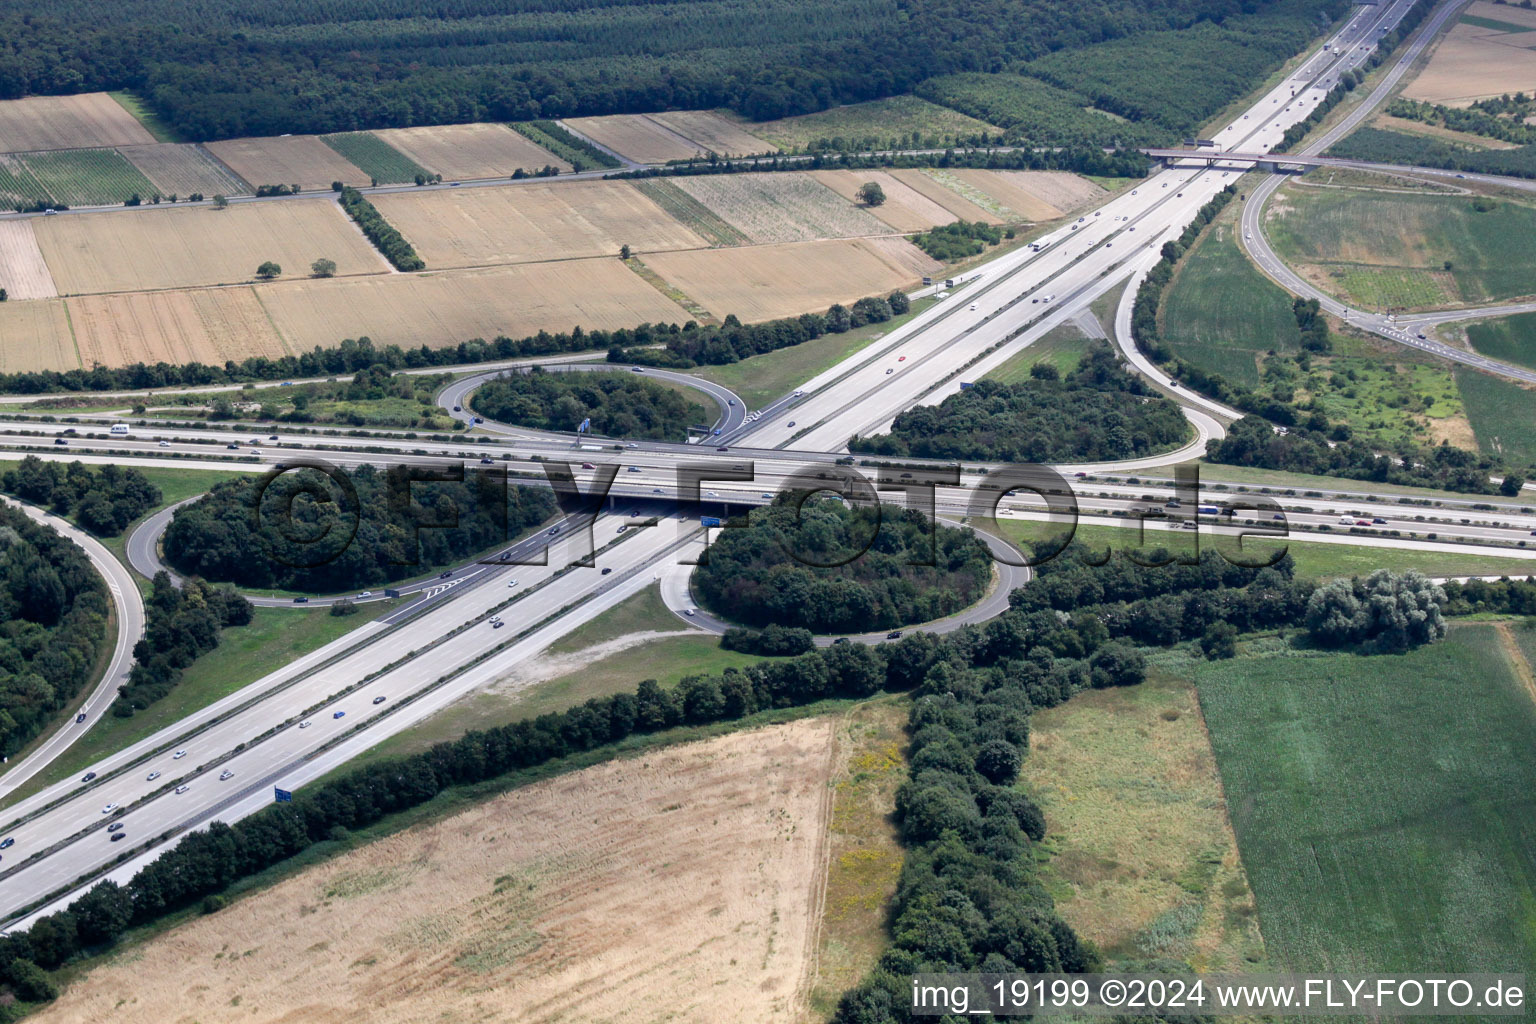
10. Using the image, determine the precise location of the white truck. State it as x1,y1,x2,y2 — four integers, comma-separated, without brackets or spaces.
109,423,130,437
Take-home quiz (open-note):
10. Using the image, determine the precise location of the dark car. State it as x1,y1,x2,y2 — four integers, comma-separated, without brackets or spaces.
886,630,903,640
716,446,728,452
333,710,346,719
439,570,453,579
372,695,387,705
53,437,67,445
293,596,309,604
76,713,87,723
226,442,240,449
833,637,850,645
82,772,96,782
600,567,613,575
110,832,126,842
0,838,14,850
453,405,462,411
107,822,124,833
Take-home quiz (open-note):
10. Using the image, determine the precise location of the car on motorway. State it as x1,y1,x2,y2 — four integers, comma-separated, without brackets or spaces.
110,832,126,842
833,637,850,644
76,712,87,723
480,456,494,464
219,770,234,780
631,366,644,373
760,493,772,499
333,711,346,719
175,785,190,794
101,803,117,814
1355,519,1373,526
299,720,311,729
626,442,639,448
146,770,161,781
492,619,506,628
158,440,169,447
886,368,894,374
886,630,903,640
652,487,664,494
439,570,453,579
53,437,67,445
1372,517,1388,525
601,567,613,575
685,608,696,616
1339,517,1354,525
373,695,387,705
968,303,976,311
293,596,309,604
0,838,13,850
452,405,462,411
627,465,642,473
82,771,96,782
507,578,519,587
581,462,595,469
107,822,124,833
226,442,240,449
787,420,796,427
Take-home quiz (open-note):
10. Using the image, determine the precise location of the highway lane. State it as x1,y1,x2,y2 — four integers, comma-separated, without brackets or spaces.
0,501,145,804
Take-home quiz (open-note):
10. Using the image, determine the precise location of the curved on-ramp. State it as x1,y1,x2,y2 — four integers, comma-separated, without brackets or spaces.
0,500,145,802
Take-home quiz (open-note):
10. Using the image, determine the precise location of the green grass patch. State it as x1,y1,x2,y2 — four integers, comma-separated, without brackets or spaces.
693,298,934,408
1455,367,1536,466
748,95,1003,151
321,132,430,185
107,91,184,143
633,178,749,246
985,325,1093,384
1460,13,1533,33
1265,185,1536,308
1196,627,1536,975
1160,208,1300,388
20,148,157,206
0,156,52,209
996,518,1536,580
10,601,394,801
547,582,688,653
1467,312,1536,370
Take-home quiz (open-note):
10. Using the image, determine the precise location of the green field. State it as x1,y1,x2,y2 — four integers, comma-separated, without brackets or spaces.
0,156,54,209
107,90,184,143
21,148,158,206
1466,312,1536,370
1160,209,1300,387
1196,626,1536,976
633,178,749,246
749,94,1003,151
8,601,394,801
321,132,430,185
985,326,1093,384
1455,367,1536,466
1265,185,1536,308
996,518,1536,580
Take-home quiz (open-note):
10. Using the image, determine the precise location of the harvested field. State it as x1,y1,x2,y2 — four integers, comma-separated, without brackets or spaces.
0,93,153,153
891,169,1002,223
564,114,704,164
370,181,704,268
810,170,957,232
36,719,837,1024
205,136,369,191
34,198,387,294
0,220,58,299
258,258,692,350
18,148,155,207
645,237,940,321
375,123,570,180
1403,11,1536,106
119,144,250,197
0,300,75,373
647,110,780,157
67,288,289,368
672,172,890,244
948,169,1107,220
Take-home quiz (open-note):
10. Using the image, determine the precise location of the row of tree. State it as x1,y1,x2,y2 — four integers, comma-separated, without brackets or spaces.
162,464,558,593
471,368,708,441
850,344,1191,463
112,573,253,717
607,294,909,369
337,187,423,271
1,458,161,538
0,505,111,762
694,499,993,634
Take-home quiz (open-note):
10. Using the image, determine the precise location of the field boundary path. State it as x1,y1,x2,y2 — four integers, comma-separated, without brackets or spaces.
1493,621,1536,707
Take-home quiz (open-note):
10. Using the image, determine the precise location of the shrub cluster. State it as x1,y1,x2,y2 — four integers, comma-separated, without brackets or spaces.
1,457,161,537
720,625,816,656
472,367,708,441
911,220,1003,260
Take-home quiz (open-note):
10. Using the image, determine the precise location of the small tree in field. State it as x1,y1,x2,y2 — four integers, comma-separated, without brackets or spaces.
311,257,337,278
256,261,282,280
857,181,886,207
619,244,631,260
212,194,229,209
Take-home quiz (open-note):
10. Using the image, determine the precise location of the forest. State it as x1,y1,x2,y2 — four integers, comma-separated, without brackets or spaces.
1329,127,1536,180
1,458,161,537
0,0,1338,139
849,344,1191,462
162,464,557,592
692,498,993,634
471,368,708,441
0,505,109,761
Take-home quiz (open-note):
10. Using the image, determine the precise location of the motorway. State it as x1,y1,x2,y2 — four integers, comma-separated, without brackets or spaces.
0,0,1486,931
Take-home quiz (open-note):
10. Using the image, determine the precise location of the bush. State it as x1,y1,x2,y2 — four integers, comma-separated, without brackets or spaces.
720,624,816,655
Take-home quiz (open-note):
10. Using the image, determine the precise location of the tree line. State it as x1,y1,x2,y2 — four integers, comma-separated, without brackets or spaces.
162,464,557,593
911,220,1005,261
0,505,110,762
850,344,1191,463
471,368,708,441
112,572,253,717
510,122,621,171
1,458,161,538
1131,190,1519,493
337,187,423,272
693,499,993,634
608,145,1151,182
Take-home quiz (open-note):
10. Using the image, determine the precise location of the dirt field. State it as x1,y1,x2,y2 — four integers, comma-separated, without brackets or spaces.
67,287,289,368
1402,7,1536,106
953,169,1106,221
371,181,705,268
205,136,370,191
36,719,837,1024
0,93,154,153
0,220,58,299
810,170,958,232
119,143,251,197
34,198,386,294
890,169,1002,223
0,300,75,372
375,124,571,180
672,172,890,244
564,114,706,164
647,111,780,157
257,258,692,350
644,237,940,321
